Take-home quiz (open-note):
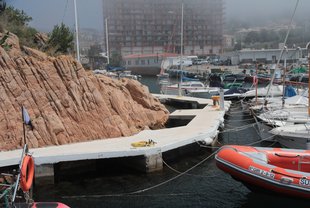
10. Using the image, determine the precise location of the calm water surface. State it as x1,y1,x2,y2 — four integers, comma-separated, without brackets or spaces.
34,76,309,207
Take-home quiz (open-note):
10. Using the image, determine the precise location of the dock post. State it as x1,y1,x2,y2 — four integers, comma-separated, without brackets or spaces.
145,148,163,172
35,164,55,185
220,88,224,110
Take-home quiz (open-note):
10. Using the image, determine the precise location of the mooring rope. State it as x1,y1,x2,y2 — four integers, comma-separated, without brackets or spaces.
62,101,279,200
162,160,221,178
224,117,255,122
224,121,263,129
198,134,276,148
219,123,260,133
225,110,252,115
62,151,219,199
250,108,281,129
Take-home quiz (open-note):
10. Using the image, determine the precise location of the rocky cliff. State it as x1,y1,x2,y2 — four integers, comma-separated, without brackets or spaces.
0,33,169,150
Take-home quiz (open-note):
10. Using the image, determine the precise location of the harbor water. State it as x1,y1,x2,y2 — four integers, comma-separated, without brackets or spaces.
34,76,309,207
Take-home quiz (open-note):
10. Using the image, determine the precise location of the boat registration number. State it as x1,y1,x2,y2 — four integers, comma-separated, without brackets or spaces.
249,166,275,179
299,178,310,186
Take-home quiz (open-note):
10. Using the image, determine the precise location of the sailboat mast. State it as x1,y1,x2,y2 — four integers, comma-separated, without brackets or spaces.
282,46,288,107
307,43,310,116
178,2,184,96
264,0,299,103
105,18,110,65
74,0,80,62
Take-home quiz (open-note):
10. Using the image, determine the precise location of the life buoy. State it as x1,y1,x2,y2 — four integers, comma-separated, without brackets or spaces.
20,155,34,192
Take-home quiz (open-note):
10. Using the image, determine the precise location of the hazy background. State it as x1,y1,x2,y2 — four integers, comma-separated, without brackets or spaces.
7,0,310,32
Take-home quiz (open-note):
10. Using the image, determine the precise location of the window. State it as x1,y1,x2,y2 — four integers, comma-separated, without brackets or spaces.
127,60,131,65
135,60,139,65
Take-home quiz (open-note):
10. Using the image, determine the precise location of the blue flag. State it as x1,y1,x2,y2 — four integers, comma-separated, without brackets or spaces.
22,106,31,125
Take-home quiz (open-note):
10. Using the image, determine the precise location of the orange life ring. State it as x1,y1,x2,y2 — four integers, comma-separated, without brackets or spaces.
20,155,34,192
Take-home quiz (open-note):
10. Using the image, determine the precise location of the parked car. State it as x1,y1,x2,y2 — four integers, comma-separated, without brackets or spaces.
201,59,209,64
193,59,203,65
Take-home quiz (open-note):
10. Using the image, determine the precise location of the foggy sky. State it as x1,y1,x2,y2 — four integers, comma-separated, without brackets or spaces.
226,0,309,18
9,0,104,32
7,0,310,32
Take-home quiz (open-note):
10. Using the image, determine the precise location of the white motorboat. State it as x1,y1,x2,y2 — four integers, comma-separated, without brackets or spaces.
161,81,206,96
249,89,308,112
269,123,310,149
239,84,284,99
257,107,309,127
187,87,220,99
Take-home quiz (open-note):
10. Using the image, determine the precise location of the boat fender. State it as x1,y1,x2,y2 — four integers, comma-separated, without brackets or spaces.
253,76,258,85
20,155,35,192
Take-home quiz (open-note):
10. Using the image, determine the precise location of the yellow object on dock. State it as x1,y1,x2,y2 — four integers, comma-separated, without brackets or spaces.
211,96,220,101
211,95,220,107
131,139,156,147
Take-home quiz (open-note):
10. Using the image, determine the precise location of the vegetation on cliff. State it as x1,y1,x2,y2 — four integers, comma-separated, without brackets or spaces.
47,23,74,55
0,3,37,48
0,1,74,56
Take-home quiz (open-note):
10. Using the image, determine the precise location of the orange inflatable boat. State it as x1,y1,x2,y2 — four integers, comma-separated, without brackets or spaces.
215,145,310,199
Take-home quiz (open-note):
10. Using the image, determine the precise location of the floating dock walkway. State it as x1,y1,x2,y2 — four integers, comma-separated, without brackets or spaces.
0,95,231,182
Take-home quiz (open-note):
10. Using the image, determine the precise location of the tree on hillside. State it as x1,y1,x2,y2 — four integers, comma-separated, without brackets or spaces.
0,0,6,14
0,5,37,47
109,51,123,67
1,6,32,26
48,23,74,54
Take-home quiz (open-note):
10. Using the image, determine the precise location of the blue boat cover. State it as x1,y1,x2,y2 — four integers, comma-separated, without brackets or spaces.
284,85,297,98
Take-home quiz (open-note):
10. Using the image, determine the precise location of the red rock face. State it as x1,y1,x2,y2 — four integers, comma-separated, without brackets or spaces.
0,33,169,150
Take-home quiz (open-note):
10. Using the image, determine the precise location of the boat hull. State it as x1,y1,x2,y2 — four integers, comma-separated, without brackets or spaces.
14,202,70,208
215,145,310,199
276,135,310,150
269,124,310,149
128,66,161,76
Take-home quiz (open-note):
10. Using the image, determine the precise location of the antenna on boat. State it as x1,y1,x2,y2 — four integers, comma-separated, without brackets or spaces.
264,0,299,104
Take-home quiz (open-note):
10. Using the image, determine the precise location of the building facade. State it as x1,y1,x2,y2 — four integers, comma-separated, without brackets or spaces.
228,47,307,65
102,0,224,56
